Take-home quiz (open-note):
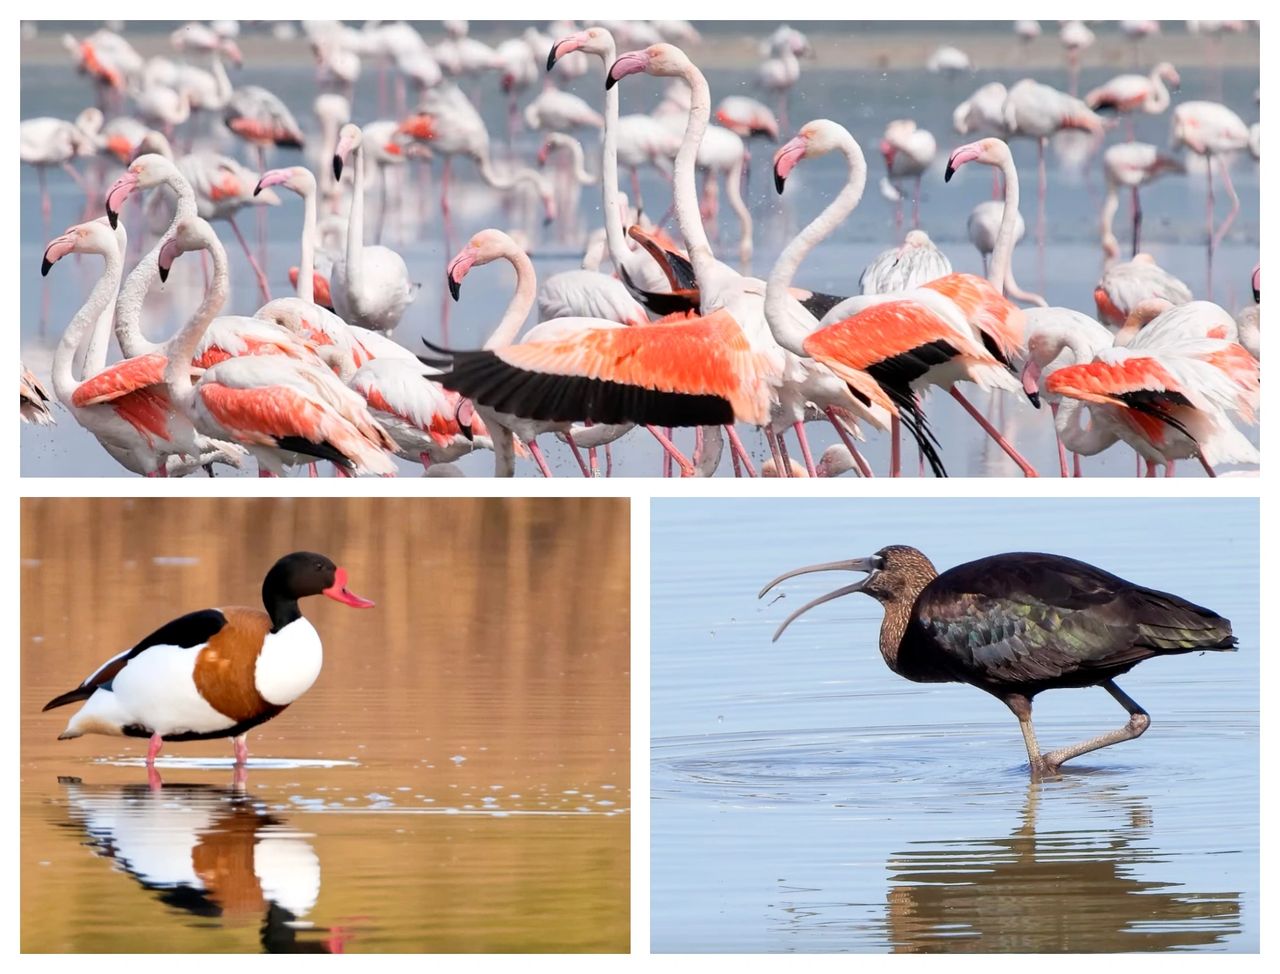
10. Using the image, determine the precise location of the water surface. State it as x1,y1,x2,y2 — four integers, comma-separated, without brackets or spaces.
651,498,1257,951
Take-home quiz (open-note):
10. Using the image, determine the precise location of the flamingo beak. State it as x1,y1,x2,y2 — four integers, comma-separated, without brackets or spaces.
547,35,580,72
606,50,651,89
157,235,182,283
323,567,375,608
255,168,291,196
944,143,983,183
41,231,78,276
1020,359,1042,408
537,141,551,167
758,556,886,643
772,136,807,194
446,247,479,301
543,195,557,226
104,170,140,228
1252,265,1260,304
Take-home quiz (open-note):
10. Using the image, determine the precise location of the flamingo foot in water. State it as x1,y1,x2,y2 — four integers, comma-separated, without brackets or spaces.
645,425,696,477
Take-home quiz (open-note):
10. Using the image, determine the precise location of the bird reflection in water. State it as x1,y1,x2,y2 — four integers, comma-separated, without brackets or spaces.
774,780,1242,952
55,774,353,953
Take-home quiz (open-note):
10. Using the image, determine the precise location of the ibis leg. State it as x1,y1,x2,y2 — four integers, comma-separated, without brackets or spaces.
1041,679,1150,772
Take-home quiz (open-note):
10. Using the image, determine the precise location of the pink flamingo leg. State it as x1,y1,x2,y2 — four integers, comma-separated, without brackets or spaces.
644,425,695,476
419,452,432,473
440,156,454,243
662,426,674,478
227,215,272,305
724,425,757,477
1036,137,1047,257
949,387,1039,477
1049,402,1070,477
563,433,592,477
1073,453,1083,478
1196,451,1217,478
775,430,795,476
764,427,785,475
38,167,51,234
233,734,249,765
912,175,922,229
889,414,902,478
791,422,818,476
1211,155,1239,256
254,146,269,281
824,408,874,478
526,438,555,477
1205,153,1216,298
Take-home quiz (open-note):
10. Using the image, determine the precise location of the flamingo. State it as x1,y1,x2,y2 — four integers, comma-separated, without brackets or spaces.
1085,62,1180,139
312,93,351,210
715,97,779,141
157,216,398,476
1046,299,1259,476
330,124,415,332
1120,21,1161,64
21,109,101,228
880,119,936,230
1058,21,1095,97
63,29,141,110
1002,78,1104,249
1100,142,1183,260
1021,306,1118,476
1172,101,1251,298
966,201,1045,306
757,27,807,130
953,82,1011,137
1237,264,1259,359
396,84,556,235
926,46,973,77
40,218,243,476
860,231,952,295
1094,253,1193,327
429,228,740,477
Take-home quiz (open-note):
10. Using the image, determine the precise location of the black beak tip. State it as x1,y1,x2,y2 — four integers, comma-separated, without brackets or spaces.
106,207,119,229
332,157,343,181
546,44,559,72
252,182,263,197
448,277,461,302
159,264,170,283
604,73,618,91
774,171,786,195
40,256,52,277
1027,390,1041,409
1253,285,1260,304
944,165,955,183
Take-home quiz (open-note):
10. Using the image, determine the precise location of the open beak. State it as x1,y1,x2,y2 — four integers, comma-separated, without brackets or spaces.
323,566,375,608
758,555,884,642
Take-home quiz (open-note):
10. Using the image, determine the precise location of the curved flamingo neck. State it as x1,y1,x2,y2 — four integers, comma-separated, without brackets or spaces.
165,229,230,402
296,181,317,304
210,52,231,105
344,137,366,296
117,174,198,357
481,243,537,350
671,60,716,283
766,132,867,354
1056,398,1117,455
1100,184,1121,263
1147,69,1170,112
988,151,1021,292
54,246,124,406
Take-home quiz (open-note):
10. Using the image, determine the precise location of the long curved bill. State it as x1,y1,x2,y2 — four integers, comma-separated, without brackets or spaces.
758,556,882,643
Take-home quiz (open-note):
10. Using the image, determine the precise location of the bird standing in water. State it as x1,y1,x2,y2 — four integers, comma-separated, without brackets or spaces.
760,545,1236,777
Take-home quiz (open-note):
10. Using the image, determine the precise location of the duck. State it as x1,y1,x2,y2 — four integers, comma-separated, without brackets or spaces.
42,552,373,768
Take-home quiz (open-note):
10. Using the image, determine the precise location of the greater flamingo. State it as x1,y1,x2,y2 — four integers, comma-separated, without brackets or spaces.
1100,142,1182,259
331,124,415,332
1094,253,1193,327
860,231,952,295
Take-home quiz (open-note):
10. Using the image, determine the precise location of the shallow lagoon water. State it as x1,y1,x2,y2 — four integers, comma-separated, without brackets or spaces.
21,498,630,952
651,498,1257,951
19,25,1259,476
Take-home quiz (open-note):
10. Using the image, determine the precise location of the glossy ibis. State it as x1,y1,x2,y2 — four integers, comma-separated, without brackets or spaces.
759,545,1236,777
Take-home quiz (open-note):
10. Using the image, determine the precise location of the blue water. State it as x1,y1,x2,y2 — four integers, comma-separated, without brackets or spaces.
651,497,1258,951
19,25,1260,476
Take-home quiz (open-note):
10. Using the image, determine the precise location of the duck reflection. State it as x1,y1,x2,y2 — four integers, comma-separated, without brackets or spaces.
56,775,351,953
880,782,1243,952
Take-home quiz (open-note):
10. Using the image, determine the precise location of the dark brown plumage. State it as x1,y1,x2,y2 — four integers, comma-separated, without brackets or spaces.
760,545,1236,776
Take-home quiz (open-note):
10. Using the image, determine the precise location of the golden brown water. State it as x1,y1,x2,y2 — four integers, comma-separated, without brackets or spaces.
21,497,630,953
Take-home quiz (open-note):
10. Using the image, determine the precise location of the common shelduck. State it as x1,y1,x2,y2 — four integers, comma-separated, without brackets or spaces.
43,552,373,767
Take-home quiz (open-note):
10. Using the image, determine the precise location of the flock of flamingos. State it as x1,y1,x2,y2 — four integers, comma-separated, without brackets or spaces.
20,20,1260,477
